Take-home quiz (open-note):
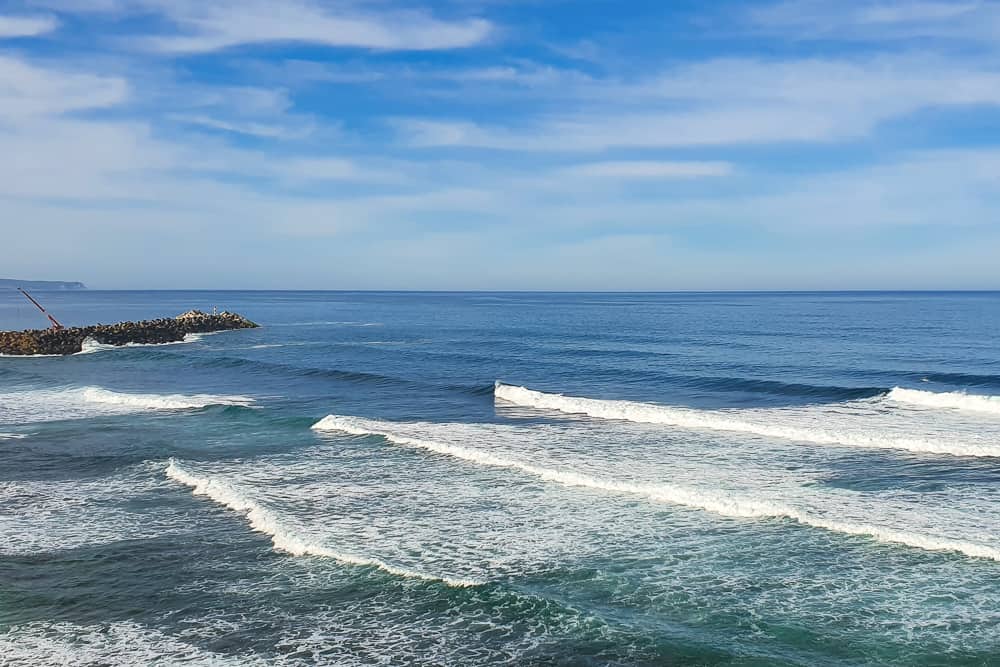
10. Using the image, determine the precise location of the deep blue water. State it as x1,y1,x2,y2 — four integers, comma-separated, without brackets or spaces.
2,291,999,665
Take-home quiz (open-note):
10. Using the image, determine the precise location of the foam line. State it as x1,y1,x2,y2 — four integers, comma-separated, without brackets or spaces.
0,621,260,667
0,432,26,439
76,334,204,355
165,459,480,587
82,387,254,410
494,382,1000,458
0,353,60,358
312,415,1000,562
888,387,1000,415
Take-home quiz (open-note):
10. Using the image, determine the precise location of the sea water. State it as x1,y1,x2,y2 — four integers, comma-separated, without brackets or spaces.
1,291,998,665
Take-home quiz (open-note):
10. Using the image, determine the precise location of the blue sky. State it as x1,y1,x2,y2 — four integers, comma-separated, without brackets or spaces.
1,0,999,289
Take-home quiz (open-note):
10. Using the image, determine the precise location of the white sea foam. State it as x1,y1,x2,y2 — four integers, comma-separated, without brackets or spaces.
0,387,254,425
0,621,262,667
75,333,204,355
493,382,1000,458
81,387,254,410
312,415,1000,562
165,459,480,587
75,337,116,354
3,334,200,357
888,387,1000,415
0,432,26,439
0,352,60,358
0,469,190,555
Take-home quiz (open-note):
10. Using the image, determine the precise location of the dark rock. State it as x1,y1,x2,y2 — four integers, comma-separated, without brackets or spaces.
0,310,259,356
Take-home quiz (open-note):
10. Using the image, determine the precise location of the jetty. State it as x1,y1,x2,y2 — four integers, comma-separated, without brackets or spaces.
0,310,259,356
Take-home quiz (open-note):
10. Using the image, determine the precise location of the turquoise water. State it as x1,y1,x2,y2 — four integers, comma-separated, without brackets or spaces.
2,291,999,665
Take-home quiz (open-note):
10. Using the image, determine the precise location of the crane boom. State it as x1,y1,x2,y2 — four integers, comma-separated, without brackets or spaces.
17,287,64,330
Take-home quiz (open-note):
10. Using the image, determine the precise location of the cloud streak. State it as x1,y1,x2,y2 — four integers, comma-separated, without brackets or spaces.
129,0,492,53
0,14,57,38
396,53,1000,150
0,55,128,120
560,161,733,179
750,0,1000,41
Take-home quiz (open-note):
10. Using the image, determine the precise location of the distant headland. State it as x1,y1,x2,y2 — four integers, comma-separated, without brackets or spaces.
0,279,86,290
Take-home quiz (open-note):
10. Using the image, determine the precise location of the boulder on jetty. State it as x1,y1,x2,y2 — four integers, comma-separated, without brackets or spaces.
0,310,258,356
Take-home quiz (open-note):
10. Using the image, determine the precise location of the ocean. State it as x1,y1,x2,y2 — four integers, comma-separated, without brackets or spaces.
1,290,998,666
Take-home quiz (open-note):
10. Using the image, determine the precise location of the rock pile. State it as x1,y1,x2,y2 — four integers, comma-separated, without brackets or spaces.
0,310,258,356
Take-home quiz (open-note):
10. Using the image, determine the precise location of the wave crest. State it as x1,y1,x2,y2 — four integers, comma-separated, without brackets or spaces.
165,459,479,587
1,387,256,425
82,387,254,410
888,387,1000,415
312,415,1000,562
76,334,205,355
493,382,1000,458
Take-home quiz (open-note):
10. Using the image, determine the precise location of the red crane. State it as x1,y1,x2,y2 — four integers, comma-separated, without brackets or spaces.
18,287,64,330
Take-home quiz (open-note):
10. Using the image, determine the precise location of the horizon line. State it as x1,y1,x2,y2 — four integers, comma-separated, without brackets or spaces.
11,288,1000,294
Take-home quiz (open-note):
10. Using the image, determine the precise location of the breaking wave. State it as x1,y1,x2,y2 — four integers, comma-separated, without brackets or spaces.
312,415,1000,562
81,387,254,410
0,432,26,439
493,383,1000,458
165,459,480,587
0,352,60,358
888,387,1000,415
0,387,255,425
76,333,205,355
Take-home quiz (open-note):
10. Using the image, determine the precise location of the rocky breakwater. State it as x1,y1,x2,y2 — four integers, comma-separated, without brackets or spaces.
0,310,259,356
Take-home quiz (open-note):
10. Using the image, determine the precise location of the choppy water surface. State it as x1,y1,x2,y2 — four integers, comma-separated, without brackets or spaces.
2,291,999,665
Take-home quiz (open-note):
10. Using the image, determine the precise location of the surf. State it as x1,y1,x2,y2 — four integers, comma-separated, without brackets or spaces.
165,459,481,587
493,382,1000,458
81,387,254,410
0,387,256,425
312,415,1000,562
75,333,206,355
887,387,1000,415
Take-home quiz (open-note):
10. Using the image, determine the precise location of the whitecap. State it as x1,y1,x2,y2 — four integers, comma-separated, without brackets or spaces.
494,382,1000,458
75,333,205,355
0,387,254,425
313,414,1000,562
888,387,1000,416
81,387,254,410
165,459,481,587
0,621,262,667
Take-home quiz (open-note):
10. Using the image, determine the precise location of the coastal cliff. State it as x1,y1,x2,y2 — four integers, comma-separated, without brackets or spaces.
0,310,258,356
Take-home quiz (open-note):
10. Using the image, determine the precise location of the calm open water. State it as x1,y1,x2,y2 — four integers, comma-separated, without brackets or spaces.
1,291,999,666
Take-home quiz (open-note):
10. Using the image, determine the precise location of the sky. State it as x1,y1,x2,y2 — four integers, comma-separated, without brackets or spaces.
1,0,999,290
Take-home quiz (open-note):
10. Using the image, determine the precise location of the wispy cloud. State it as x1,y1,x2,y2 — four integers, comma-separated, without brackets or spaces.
166,113,314,139
0,55,128,120
143,81,321,140
395,53,1000,150
131,0,492,53
560,161,733,179
750,0,1000,41
0,14,57,38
